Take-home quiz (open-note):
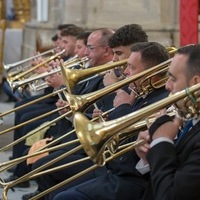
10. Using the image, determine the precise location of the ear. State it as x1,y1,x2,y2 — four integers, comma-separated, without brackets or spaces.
191,75,200,85
104,46,112,56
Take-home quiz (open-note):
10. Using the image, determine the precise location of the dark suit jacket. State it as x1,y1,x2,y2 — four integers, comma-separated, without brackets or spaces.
75,86,169,200
143,120,200,200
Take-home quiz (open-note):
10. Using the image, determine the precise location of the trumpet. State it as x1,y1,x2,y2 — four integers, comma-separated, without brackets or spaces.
9,56,89,91
3,47,60,72
7,49,65,85
74,83,200,165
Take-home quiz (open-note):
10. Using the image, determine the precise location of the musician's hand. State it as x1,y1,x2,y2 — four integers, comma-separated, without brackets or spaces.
113,89,136,108
103,69,124,87
48,59,62,70
45,72,64,89
31,52,48,74
56,99,70,115
92,108,107,122
151,116,181,141
135,130,150,165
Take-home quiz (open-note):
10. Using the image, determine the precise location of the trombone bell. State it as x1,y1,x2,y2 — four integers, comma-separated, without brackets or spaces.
74,112,108,166
74,83,200,165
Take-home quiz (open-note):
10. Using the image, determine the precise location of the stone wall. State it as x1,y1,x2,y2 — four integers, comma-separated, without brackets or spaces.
22,0,180,58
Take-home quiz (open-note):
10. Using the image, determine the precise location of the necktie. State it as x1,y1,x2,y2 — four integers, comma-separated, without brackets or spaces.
175,119,193,145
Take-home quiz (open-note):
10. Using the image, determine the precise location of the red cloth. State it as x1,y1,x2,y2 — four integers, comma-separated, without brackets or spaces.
179,0,199,46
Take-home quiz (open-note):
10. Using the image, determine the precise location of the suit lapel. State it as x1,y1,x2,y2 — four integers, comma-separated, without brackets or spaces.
176,120,200,153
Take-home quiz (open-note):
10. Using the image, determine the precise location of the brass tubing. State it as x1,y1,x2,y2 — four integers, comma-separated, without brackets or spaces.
8,49,65,82
3,47,59,71
61,59,128,93
30,142,136,180
0,110,72,153
10,56,88,90
1,145,83,200
74,83,200,165
0,107,114,169
0,139,79,173
30,140,146,200
64,58,172,113
0,87,67,118
0,105,69,135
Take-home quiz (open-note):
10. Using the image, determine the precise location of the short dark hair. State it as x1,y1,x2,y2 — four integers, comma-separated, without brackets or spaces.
130,42,169,69
57,24,75,30
51,34,58,41
60,26,84,37
77,32,92,45
109,24,148,48
178,44,200,80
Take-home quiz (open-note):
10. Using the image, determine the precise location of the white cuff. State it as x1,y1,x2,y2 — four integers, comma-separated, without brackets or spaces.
150,137,174,148
136,159,150,175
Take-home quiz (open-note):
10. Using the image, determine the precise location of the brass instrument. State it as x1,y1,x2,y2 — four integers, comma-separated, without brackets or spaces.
7,49,65,84
3,81,196,199
61,46,177,93
0,108,114,173
61,59,128,93
0,87,67,118
3,47,59,72
63,58,172,113
30,141,146,200
166,46,178,57
107,110,175,154
9,56,88,91
74,83,200,165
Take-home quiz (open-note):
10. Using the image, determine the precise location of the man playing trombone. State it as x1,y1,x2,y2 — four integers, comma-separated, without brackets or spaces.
135,44,200,200
21,27,115,200
52,42,170,200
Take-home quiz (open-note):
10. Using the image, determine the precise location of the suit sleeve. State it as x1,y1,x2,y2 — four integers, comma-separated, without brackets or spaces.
107,103,132,120
147,140,200,200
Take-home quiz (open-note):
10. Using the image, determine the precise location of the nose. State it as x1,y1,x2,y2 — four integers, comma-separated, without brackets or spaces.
123,67,129,77
165,78,172,91
74,48,78,54
112,54,119,62
84,48,90,56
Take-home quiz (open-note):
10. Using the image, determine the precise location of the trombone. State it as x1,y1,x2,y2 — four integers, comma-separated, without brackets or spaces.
0,87,68,118
61,46,177,93
61,59,128,93
2,83,199,200
63,58,172,113
0,108,114,171
74,83,200,165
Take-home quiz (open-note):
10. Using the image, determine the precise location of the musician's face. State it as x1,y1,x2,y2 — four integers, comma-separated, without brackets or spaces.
124,51,145,89
166,53,200,116
60,35,76,57
74,39,87,58
165,54,189,94
112,45,132,62
85,32,108,67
